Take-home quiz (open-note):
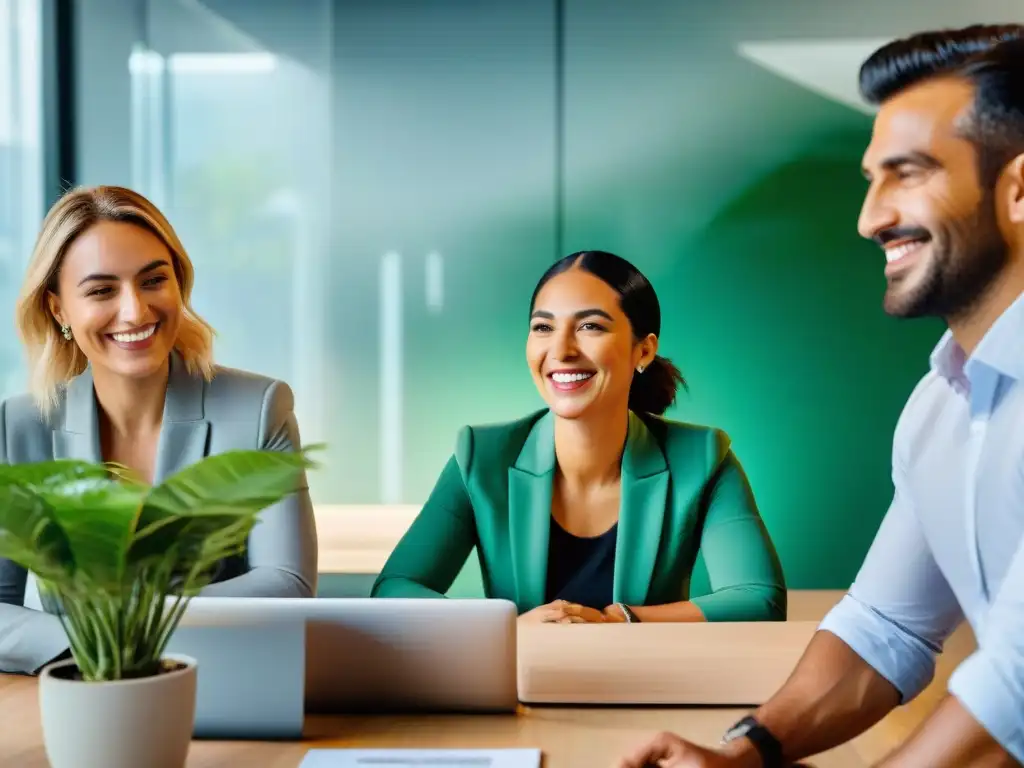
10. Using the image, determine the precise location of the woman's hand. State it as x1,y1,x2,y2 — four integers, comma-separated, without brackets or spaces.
602,603,629,622
518,599,607,624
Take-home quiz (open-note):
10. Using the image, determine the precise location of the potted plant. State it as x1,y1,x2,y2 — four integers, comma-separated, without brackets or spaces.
0,447,318,768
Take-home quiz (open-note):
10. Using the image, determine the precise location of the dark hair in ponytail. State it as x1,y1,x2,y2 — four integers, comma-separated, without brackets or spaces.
530,250,686,416
630,354,685,416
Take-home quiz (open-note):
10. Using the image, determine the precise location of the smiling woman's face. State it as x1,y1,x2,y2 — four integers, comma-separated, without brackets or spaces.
48,220,184,382
527,267,654,420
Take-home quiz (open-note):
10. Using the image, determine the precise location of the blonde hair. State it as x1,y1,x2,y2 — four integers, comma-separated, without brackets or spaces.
15,185,216,415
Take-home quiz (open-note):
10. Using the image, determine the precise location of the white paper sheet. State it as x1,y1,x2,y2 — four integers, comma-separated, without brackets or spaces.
298,748,542,768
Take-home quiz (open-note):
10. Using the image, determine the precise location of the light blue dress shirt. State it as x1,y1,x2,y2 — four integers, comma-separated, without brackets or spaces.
819,292,1024,762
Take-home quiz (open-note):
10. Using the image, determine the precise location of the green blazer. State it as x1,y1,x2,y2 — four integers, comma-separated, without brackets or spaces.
372,409,786,621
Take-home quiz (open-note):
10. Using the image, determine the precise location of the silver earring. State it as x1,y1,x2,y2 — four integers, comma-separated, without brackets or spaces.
60,323,72,341
636,364,645,374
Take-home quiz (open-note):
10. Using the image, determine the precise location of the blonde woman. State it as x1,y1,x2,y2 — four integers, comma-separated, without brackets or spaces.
0,185,318,675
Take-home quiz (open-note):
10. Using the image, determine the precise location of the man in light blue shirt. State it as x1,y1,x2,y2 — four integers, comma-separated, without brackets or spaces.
618,24,1024,768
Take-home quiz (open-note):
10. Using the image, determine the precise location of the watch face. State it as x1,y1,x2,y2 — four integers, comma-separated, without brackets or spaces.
722,719,753,743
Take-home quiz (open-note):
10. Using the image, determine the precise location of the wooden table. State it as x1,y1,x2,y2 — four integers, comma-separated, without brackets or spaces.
0,591,976,767
0,674,866,767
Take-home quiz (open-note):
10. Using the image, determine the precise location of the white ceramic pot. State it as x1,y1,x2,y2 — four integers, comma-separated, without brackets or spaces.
39,653,197,768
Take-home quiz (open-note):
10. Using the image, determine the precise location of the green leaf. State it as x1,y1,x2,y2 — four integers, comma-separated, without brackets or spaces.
0,444,324,681
0,486,73,581
143,447,319,516
0,459,109,491
131,447,319,567
35,476,145,591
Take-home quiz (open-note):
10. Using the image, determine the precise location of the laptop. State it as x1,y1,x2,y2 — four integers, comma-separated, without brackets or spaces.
165,605,307,739
170,596,519,732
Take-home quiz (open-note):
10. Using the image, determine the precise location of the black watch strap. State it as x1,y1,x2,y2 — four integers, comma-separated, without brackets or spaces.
722,715,784,768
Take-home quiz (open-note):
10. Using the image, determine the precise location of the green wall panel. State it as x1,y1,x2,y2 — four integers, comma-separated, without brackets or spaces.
210,0,1007,595
560,1,945,589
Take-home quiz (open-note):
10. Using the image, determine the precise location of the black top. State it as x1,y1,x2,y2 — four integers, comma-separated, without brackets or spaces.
544,516,618,609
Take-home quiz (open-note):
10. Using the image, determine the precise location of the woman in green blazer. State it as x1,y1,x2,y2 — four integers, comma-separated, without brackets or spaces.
373,250,785,623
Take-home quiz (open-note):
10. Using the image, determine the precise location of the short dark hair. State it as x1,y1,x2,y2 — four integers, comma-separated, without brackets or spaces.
955,37,1024,185
530,250,685,416
859,25,1024,185
858,24,1022,105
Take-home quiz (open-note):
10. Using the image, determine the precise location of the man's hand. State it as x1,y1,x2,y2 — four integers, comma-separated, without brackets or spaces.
614,732,750,768
518,599,606,624
615,732,816,768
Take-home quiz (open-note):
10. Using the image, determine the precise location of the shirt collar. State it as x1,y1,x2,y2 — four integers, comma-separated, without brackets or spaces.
930,290,1024,387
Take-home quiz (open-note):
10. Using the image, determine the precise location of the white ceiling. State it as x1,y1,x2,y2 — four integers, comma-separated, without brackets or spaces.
737,38,893,115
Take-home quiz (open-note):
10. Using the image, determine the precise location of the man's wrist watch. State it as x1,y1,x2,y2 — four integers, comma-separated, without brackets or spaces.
721,715,784,767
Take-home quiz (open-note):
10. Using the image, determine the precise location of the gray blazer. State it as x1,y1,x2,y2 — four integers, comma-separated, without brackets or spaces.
0,354,319,674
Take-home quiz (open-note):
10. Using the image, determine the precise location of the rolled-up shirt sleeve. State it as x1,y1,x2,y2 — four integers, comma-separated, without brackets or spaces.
946,536,1024,762
818,443,964,704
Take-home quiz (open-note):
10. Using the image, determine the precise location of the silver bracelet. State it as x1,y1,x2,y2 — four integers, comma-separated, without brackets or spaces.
616,602,637,623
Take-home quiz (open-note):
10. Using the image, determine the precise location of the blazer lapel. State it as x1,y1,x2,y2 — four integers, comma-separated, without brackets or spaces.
152,354,210,485
507,411,555,611
613,412,669,605
52,367,103,463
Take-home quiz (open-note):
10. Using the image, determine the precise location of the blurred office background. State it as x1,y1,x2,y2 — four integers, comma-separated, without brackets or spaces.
1,1,1018,595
